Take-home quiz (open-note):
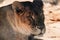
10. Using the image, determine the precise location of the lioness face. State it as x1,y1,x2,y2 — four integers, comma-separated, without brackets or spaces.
7,1,45,36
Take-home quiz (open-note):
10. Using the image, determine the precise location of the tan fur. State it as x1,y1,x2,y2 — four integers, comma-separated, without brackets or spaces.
0,1,45,40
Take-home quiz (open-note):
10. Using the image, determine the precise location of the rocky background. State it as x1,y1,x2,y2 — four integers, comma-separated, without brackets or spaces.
0,0,60,40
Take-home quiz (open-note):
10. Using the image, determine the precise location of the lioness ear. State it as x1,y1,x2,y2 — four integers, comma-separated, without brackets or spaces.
12,1,24,13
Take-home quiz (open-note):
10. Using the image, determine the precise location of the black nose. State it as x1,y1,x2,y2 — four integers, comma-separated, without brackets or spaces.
41,28,46,35
37,26,46,35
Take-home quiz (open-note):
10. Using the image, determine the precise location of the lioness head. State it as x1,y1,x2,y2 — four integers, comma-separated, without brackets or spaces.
7,1,45,36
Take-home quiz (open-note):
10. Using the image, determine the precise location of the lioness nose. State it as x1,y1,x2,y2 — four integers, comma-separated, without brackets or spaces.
37,26,45,35
40,28,45,35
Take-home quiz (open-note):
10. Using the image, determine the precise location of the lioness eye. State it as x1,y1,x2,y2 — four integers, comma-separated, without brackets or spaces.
16,7,23,13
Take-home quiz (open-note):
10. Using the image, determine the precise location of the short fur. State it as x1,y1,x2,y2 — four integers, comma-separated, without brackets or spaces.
0,0,45,40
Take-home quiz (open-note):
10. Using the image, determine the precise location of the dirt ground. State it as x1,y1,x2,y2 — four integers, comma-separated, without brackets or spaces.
0,0,60,40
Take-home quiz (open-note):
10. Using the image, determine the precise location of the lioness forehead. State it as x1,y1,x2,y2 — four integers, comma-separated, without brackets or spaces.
12,1,43,16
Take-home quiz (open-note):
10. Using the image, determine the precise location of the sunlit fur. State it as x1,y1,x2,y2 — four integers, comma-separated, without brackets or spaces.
7,11,33,35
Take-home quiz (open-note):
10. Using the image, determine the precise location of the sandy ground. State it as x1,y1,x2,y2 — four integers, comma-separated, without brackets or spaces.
43,3,60,40
0,0,60,40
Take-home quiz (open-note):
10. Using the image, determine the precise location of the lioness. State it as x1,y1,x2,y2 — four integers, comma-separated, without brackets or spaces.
0,0,45,40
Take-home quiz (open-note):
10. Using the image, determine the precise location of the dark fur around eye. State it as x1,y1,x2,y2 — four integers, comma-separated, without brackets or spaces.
16,7,23,13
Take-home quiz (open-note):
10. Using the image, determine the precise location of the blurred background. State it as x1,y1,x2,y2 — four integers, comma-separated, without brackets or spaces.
0,0,60,40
